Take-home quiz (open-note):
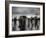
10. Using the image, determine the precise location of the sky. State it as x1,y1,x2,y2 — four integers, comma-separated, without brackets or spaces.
12,7,40,15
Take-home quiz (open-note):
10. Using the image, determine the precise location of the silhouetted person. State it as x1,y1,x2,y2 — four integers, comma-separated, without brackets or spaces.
34,16,37,29
12,17,17,31
19,16,26,31
36,18,40,30
30,17,34,30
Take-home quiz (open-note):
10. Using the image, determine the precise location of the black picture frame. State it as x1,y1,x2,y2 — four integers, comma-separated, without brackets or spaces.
5,1,45,37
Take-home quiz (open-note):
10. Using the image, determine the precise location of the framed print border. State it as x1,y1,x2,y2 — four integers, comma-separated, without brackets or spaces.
5,1,45,37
